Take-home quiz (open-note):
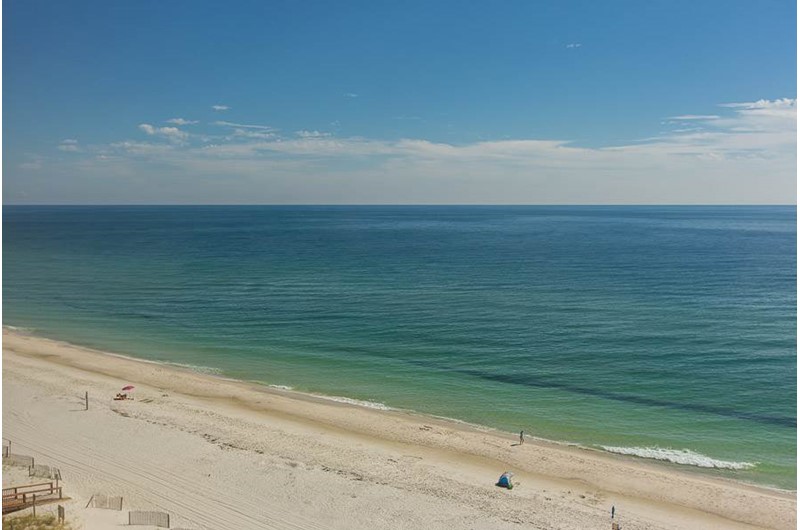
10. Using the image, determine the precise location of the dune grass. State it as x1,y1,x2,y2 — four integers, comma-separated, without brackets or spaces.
3,514,74,530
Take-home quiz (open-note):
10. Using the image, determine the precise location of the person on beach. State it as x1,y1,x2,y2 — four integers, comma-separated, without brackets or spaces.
611,505,615,519
519,431,524,444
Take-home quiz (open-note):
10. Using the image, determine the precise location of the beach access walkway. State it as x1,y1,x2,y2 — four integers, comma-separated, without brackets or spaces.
2,480,63,514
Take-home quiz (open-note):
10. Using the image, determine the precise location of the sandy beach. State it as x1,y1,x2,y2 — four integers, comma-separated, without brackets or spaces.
2,328,795,529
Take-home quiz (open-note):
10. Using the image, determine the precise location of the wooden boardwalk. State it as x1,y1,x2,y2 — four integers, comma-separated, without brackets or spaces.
2,481,63,514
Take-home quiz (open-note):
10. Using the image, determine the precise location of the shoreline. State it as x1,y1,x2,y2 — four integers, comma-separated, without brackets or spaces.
4,325,785,488
3,327,796,529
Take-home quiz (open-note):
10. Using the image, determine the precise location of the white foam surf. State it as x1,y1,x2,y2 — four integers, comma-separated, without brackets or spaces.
600,445,757,470
160,361,224,375
4,325,36,334
312,394,393,411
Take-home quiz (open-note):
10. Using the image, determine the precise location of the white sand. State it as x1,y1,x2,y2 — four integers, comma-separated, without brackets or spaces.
2,329,795,529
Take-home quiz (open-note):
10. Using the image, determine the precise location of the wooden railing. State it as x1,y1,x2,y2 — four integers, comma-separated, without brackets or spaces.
2,481,63,514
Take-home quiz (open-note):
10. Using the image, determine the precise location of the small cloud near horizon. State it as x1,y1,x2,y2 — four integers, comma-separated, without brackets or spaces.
12,97,793,204
19,160,43,170
295,130,331,138
668,115,720,120
166,118,199,125
719,98,795,109
566,43,581,48
215,121,276,131
138,123,188,141
57,139,80,152
212,105,230,111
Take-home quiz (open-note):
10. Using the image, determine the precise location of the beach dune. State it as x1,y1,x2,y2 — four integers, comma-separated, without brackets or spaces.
2,329,796,529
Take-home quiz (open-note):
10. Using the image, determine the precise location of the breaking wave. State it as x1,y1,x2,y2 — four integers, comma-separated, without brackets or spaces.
600,445,757,470
4,325,36,334
160,361,224,375
312,394,393,411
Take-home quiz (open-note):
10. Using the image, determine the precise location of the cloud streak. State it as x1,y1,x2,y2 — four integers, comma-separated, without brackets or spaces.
215,121,276,131
166,118,198,125
668,115,719,121
16,99,797,204
57,139,80,152
295,130,331,138
138,123,189,142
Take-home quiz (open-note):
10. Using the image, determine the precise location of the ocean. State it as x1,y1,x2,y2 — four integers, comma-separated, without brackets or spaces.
3,205,796,489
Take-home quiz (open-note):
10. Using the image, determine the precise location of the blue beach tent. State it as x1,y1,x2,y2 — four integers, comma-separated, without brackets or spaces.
496,471,513,489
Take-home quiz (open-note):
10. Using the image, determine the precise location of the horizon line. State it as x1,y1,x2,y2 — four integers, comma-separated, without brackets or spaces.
2,203,797,208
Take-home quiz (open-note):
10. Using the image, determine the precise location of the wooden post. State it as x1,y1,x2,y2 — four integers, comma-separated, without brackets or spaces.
58,504,65,523
32,493,36,517
85,391,89,411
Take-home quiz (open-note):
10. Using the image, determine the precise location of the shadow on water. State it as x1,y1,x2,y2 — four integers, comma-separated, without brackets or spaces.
407,359,797,429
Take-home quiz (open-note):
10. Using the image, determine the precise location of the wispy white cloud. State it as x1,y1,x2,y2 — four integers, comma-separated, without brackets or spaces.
57,139,81,152
138,123,189,142
166,118,198,125
109,141,177,155
612,99,796,160
344,93,359,98
215,121,276,131
566,43,582,48
100,99,800,166
715,98,796,131
212,105,230,111
19,160,43,170
231,129,277,140
719,98,795,109
295,130,331,138
668,115,720,120
19,98,795,204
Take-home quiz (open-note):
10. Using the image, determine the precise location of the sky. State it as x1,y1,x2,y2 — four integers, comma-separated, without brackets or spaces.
3,0,797,204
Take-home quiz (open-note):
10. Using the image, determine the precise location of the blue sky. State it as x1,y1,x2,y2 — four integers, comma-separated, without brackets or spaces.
3,0,797,204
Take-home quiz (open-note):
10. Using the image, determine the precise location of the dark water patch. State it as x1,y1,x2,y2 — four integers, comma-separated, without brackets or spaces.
409,359,796,428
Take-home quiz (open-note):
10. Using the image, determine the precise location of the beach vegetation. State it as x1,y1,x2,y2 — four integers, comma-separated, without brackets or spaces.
2,514,74,530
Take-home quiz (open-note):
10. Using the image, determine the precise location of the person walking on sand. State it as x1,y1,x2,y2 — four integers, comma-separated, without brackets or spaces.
611,505,615,519
519,430,524,444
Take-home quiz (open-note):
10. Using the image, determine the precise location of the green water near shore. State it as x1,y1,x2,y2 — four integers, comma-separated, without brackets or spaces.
4,206,796,489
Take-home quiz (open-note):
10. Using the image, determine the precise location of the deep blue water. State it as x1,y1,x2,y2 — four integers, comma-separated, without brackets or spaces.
3,205,796,488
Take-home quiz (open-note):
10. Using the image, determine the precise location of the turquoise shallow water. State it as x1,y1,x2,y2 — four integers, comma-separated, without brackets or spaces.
3,206,796,489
